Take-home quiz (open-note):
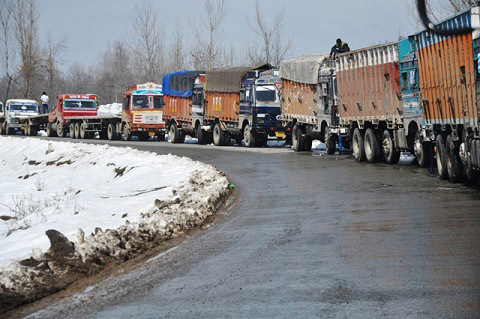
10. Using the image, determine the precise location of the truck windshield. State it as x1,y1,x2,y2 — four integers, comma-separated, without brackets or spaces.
153,96,163,109
64,99,96,109
132,95,148,109
256,85,277,103
10,104,37,112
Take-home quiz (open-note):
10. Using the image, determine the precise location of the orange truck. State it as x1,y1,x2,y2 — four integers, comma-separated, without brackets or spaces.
162,71,208,144
108,82,166,141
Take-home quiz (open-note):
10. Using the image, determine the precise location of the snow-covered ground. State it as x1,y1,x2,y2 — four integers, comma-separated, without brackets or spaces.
97,103,122,117
0,136,229,311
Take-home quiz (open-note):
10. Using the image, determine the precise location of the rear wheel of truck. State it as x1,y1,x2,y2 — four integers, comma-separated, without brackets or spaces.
213,123,227,146
382,130,400,165
79,122,88,139
70,123,76,139
56,122,66,137
292,123,304,152
446,134,462,183
304,136,312,151
24,122,30,136
353,128,366,162
107,123,117,141
414,131,430,168
325,129,336,155
169,123,181,143
122,124,131,141
74,122,81,139
244,124,256,147
46,122,56,137
197,125,207,145
0,122,4,135
364,128,380,163
435,134,448,180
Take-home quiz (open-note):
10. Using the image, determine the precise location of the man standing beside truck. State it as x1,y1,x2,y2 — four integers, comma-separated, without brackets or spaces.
329,39,350,58
40,92,49,114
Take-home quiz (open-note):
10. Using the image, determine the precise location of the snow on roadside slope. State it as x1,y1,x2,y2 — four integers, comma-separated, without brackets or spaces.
0,136,229,313
97,103,122,117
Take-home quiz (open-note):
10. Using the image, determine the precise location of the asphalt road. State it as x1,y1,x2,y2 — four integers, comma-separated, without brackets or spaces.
19,138,480,318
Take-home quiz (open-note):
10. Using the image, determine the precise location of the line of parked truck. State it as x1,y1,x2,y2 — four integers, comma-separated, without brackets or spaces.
1,6,479,184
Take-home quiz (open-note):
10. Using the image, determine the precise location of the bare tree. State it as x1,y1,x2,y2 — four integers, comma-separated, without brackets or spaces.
43,33,66,100
127,1,164,83
0,0,15,103
403,0,472,27
167,18,186,73
247,1,291,67
12,0,42,98
190,0,227,70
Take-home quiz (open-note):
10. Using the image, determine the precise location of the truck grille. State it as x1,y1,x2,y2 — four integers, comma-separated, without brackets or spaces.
133,112,163,124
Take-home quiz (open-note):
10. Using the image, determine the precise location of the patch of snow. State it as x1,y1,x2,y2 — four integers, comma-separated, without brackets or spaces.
0,136,228,282
311,139,325,151
97,103,122,117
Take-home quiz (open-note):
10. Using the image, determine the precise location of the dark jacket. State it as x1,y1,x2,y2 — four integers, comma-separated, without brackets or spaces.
330,42,350,56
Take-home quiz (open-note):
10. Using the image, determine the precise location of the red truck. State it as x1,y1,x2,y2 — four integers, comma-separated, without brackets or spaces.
23,94,120,139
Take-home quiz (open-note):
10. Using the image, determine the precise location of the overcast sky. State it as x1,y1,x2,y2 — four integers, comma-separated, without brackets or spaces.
35,0,418,70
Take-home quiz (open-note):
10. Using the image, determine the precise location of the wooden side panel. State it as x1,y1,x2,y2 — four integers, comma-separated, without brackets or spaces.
418,33,476,125
280,79,317,120
163,96,193,123
204,92,240,122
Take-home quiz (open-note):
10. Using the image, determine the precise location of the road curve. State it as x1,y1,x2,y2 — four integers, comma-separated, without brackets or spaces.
15,138,480,318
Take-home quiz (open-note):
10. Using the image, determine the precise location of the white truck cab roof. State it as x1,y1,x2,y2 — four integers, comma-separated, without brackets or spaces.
6,99,38,105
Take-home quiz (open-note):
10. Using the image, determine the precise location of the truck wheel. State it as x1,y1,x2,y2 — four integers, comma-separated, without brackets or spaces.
352,128,366,162
56,122,66,137
364,128,380,163
69,123,75,139
178,130,186,144
446,134,462,183
414,131,430,168
382,130,400,165
213,123,227,146
73,122,80,139
107,123,117,141
197,125,207,145
99,130,108,140
169,123,180,143
304,136,312,151
24,122,30,136
292,123,304,152
325,129,336,155
157,133,166,142
435,134,448,180
244,124,256,147
122,124,131,141
0,122,3,135
46,122,55,137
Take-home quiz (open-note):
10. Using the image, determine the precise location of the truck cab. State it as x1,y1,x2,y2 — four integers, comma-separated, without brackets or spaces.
120,82,166,141
0,99,39,135
240,69,284,142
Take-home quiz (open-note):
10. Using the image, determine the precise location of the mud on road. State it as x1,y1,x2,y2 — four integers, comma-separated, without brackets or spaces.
7,138,480,318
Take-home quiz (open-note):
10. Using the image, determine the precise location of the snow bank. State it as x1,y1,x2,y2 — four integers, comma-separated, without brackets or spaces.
97,103,122,117
0,136,229,314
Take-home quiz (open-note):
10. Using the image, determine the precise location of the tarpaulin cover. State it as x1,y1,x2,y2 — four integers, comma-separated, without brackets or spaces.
206,64,272,93
279,54,329,84
162,71,201,97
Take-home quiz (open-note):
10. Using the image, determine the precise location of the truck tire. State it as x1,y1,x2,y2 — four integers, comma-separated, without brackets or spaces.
56,121,66,137
446,134,462,183
73,122,80,139
414,131,430,168
292,123,304,152
325,129,336,155
80,122,87,139
382,130,400,165
99,130,108,140
107,123,117,141
46,122,56,137
352,128,366,162
213,123,228,146
122,124,131,141
364,128,380,163
244,124,256,147
197,125,207,145
24,122,30,136
435,134,448,180
169,123,181,143
0,122,3,135
69,123,76,139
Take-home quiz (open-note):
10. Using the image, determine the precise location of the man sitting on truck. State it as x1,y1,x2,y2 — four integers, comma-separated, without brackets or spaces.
329,39,350,58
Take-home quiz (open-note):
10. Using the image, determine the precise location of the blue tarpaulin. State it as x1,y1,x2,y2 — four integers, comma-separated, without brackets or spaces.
162,70,201,98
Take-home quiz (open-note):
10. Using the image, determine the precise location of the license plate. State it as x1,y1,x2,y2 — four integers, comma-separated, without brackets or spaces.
149,132,155,137
275,131,285,138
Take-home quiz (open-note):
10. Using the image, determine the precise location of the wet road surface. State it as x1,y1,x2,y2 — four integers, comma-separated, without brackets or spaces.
18,138,480,318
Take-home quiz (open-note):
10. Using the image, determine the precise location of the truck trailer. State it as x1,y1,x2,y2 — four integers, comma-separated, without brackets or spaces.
279,54,337,153
334,42,422,164
0,99,39,135
162,71,209,144
413,7,480,183
203,64,283,147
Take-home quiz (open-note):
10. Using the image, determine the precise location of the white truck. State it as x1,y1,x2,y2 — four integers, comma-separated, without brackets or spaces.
0,99,39,135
